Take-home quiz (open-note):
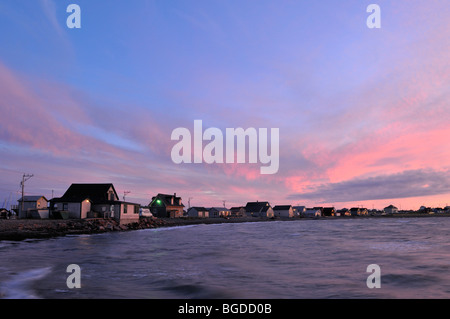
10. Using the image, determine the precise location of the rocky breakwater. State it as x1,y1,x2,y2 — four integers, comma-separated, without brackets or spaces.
0,217,167,241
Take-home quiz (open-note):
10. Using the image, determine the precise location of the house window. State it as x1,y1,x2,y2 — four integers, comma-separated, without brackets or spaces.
134,206,139,214
124,205,127,214
63,203,68,211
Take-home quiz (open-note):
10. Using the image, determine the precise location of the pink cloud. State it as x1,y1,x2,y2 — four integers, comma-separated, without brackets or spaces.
0,61,174,162
0,62,111,156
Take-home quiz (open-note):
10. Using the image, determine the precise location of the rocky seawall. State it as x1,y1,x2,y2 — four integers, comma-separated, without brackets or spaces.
0,218,166,241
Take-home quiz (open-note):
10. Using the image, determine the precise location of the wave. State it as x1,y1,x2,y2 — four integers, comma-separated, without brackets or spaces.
0,267,52,299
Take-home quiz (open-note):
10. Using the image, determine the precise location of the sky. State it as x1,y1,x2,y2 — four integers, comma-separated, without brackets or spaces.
0,0,449,210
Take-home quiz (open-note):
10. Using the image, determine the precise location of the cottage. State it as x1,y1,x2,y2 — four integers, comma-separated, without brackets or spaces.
187,207,209,218
303,208,321,217
149,193,184,218
244,201,274,218
313,207,324,215
208,207,231,218
384,205,398,215
337,208,350,216
50,183,140,224
17,196,48,219
322,207,336,217
230,206,246,217
273,205,294,218
50,184,116,219
293,206,306,217
360,208,368,216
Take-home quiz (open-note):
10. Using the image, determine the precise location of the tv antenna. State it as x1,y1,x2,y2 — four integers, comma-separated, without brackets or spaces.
123,191,131,201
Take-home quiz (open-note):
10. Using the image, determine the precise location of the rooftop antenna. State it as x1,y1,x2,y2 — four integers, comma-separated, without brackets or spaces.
188,197,193,209
223,200,226,208
123,191,131,201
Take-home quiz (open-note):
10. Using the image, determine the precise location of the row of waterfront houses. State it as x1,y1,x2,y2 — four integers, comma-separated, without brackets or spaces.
2,183,434,222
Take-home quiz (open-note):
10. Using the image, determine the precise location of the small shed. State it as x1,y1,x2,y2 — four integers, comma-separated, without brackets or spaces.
187,207,209,218
273,205,294,218
17,196,48,219
303,208,321,217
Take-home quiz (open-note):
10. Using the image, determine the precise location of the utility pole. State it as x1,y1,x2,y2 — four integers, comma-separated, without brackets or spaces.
20,173,33,214
123,191,131,202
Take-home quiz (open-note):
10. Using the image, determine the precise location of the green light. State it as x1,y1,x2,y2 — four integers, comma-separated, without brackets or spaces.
156,199,161,205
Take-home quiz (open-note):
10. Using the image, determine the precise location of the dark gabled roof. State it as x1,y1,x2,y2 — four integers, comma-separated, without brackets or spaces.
245,201,271,212
18,196,48,202
53,183,118,203
189,206,208,211
273,205,292,210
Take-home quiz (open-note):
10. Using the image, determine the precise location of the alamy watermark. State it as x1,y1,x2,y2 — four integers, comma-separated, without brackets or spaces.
65,3,380,30
66,264,81,289
171,120,280,175
66,4,81,29
366,4,381,29
366,264,381,289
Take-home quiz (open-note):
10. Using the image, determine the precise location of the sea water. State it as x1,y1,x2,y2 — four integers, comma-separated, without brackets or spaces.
1,217,450,299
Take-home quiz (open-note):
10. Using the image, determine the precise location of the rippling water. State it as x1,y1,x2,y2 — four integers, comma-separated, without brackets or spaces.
2,217,450,299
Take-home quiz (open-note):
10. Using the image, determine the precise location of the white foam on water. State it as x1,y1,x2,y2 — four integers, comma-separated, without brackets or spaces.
0,267,52,299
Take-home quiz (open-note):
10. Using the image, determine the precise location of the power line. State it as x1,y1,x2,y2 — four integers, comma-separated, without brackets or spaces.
20,174,33,213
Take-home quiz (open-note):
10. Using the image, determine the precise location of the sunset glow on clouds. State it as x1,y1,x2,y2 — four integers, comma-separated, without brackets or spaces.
0,0,449,210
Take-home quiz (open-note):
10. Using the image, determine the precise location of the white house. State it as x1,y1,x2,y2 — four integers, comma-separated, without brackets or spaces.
273,205,294,218
50,183,140,224
384,205,398,215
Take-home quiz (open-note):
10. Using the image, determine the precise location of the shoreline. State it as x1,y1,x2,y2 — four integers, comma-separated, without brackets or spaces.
1,213,449,242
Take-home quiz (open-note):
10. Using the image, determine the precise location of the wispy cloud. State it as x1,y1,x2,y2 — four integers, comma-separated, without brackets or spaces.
39,0,65,37
287,169,450,203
